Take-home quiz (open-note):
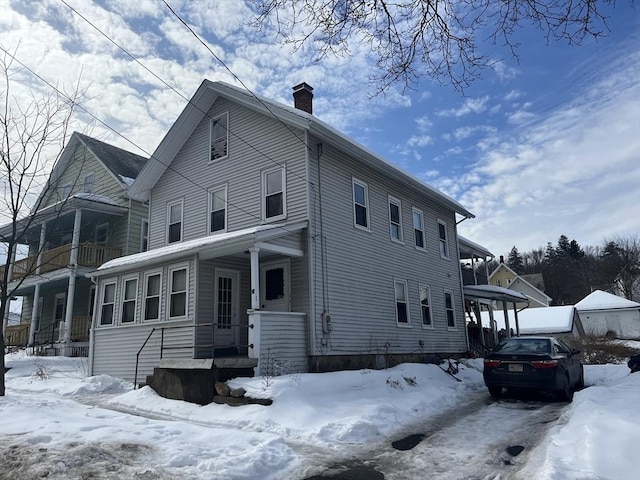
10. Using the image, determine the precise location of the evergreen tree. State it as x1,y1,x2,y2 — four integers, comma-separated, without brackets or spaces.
507,246,524,274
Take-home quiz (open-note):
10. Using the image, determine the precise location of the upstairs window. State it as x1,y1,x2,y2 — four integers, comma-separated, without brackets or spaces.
263,168,285,220
167,200,183,244
169,267,187,318
100,283,116,326
420,284,432,327
59,184,72,200
352,178,369,229
413,208,425,250
83,173,94,194
144,273,161,321
388,196,403,242
209,186,227,233
121,277,138,323
438,220,449,258
210,112,229,161
140,219,149,252
394,279,409,325
445,290,456,328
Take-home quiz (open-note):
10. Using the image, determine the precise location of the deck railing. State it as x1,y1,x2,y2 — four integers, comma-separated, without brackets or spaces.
5,324,30,347
70,315,91,341
5,243,122,280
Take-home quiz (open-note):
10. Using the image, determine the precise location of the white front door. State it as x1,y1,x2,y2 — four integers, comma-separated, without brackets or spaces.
260,260,290,312
214,269,240,348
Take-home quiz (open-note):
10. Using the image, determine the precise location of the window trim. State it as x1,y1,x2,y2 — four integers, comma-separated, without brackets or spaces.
388,195,403,243
262,167,286,222
168,264,189,320
140,219,149,252
419,283,433,329
99,281,116,326
208,184,228,234
444,289,456,329
394,278,410,327
120,275,139,324
143,271,162,322
352,177,370,231
412,207,426,251
209,112,229,162
438,219,449,259
166,199,184,244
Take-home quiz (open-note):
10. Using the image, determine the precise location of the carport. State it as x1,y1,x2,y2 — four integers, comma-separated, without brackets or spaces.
463,285,529,354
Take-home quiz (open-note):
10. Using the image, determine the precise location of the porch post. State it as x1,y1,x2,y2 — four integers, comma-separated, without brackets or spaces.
63,209,82,345
249,247,260,310
36,221,47,275
502,300,511,338
2,247,17,333
513,302,521,337
488,306,497,345
28,283,41,346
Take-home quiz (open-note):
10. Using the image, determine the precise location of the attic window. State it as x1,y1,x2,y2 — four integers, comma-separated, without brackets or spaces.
210,112,229,161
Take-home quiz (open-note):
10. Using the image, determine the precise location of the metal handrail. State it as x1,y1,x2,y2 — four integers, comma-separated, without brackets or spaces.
31,322,59,354
133,321,254,388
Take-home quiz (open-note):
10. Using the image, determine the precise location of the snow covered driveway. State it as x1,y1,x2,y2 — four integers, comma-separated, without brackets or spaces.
1,353,638,479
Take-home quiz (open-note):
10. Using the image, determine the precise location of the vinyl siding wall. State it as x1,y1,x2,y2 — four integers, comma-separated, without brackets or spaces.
148,97,308,250
307,136,467,357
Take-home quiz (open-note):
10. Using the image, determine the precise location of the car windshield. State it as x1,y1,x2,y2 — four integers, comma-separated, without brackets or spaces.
494,338,550,354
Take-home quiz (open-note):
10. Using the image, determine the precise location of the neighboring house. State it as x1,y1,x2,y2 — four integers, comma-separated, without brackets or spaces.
575,290,640,339
480,305,584,340
0,132,148,355
489,261,551,308
89,80,476,383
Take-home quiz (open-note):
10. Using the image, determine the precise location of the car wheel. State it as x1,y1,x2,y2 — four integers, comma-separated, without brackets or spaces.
488,386,502,398
577,366,585,390
559,375,573,402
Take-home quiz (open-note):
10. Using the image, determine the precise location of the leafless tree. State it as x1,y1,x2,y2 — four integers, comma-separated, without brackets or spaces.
1,47,83,396
601,234,640,301
250,0,614,92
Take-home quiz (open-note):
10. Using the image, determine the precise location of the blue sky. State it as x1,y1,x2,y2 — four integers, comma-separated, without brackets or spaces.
1,0,639,258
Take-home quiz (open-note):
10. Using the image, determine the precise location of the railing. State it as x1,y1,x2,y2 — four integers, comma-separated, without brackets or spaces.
31,322,59,354
133,322,253,388
70,315,91,341
7,243,122,280
5,324,30,347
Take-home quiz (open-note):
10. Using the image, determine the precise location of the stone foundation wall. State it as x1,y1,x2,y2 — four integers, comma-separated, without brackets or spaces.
308,352,466,373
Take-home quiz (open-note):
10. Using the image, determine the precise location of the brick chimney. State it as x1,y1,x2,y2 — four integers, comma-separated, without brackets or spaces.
292,82,313,114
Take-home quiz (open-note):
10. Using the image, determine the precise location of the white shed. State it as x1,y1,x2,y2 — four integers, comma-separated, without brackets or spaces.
575,290,640,339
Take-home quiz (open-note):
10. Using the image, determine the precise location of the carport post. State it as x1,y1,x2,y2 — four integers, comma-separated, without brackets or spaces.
513,302,521,337
502,301,511,337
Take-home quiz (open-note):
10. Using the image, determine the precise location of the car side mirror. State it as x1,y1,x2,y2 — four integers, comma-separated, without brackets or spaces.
571,348,581,355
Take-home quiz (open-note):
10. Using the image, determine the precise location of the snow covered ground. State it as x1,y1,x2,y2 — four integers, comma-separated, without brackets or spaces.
1,352,638,480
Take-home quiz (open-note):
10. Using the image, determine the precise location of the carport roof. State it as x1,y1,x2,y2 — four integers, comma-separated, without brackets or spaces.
463,285,529,304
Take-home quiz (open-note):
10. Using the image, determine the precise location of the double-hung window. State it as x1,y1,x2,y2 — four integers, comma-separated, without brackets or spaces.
353,178,369,229
394,279,409,325
413,208,425,250
167,200,183,244
388,196,403,242
444,290,456,328
121,277,138,323
438,220,449,258
100,282,116,326
420,284,432,327
263,168,285,220
169,267,187,318
140,219,149,252
144,273,161,321
209,185,227,233
210,112,229,161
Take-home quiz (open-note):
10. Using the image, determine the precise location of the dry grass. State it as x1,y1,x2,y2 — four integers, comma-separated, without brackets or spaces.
566,336,640,365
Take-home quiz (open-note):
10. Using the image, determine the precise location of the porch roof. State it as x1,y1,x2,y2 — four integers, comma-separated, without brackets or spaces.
91,221,307,277
463,284,529,304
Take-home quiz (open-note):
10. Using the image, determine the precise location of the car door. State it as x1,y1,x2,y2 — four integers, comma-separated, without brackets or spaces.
555,339,579,385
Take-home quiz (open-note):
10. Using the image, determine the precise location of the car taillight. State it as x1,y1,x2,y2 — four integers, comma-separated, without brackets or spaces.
484,359,501,368
530,360,558,369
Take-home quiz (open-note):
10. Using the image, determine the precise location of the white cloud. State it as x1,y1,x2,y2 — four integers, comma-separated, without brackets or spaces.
437,96,490,117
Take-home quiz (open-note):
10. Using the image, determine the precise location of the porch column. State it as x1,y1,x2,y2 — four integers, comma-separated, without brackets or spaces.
249,247,260,310
63,209,82,344
502,300,511,338
29,222,47,345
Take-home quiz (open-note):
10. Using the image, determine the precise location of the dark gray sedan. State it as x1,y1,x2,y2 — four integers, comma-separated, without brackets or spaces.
483,336,584,401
